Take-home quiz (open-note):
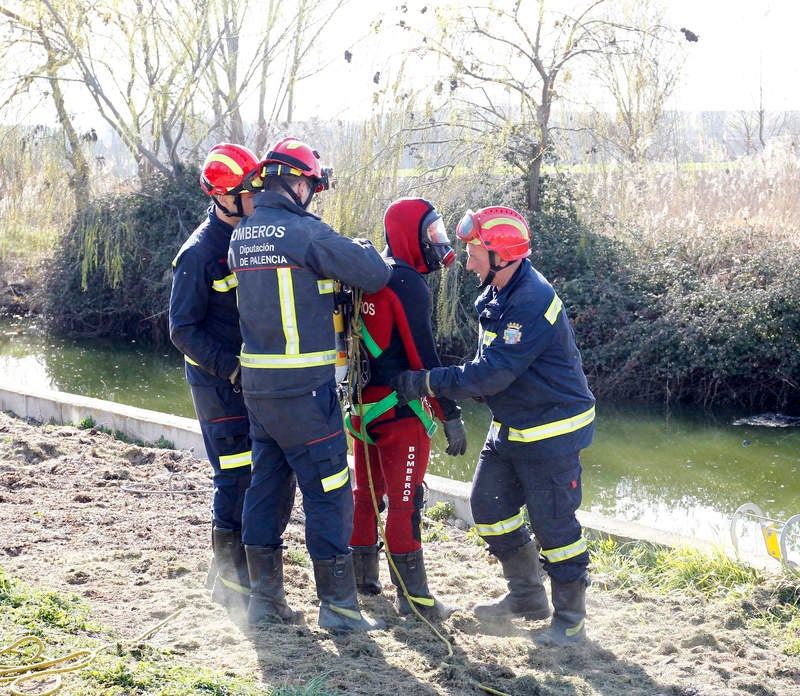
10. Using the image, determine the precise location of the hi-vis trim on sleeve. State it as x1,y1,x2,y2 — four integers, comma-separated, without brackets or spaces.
212,274,238,292
544,293,562,325
541,536,588,563
498,405,595,443
317,279,335,294
474,509,525,536
278,268,300,354
321,464,350,492
219,450,252,470
184,355,200,366
482,330,497,347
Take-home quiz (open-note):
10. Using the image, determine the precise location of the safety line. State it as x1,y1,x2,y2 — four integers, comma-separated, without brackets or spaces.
347,287,510,696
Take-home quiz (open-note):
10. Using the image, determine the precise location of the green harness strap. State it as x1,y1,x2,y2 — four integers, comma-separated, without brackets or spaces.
345,321,438,444
345,392,437,444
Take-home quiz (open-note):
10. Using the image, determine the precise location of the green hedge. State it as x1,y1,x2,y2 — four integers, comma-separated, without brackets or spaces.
42,170,800,412
43,167,207,345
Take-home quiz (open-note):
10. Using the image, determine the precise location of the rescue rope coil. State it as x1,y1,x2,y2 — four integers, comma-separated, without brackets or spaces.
0,609,183,696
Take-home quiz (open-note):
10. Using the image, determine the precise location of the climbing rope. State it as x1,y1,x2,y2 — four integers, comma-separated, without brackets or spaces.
346,287,510,696
0,609,183,696
346,288,453,650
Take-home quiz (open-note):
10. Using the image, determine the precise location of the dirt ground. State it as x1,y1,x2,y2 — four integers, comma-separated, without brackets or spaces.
1,410,799,696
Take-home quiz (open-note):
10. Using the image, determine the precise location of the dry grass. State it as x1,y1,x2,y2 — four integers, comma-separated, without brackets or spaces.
572,135,800,246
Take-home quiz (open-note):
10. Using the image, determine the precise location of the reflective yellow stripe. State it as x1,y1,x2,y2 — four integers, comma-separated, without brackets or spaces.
500,406,595,443
317,279,335,294
184,355,199,366
566,618,585,637
327,604,362,620
219,450,252,470
208,152,245,175
321,464,350,492
474,509,525,537
409,595,435,607
240,350,336,369
541,536,588,563
277,268,300,354
217,576,250,595
544,293,562,325
241,268,336,370
482,216,529,239
482,330,496,347
212,274,238,292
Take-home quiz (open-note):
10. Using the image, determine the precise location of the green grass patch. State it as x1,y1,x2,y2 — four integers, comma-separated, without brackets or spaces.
0,567,332,695
589,537,800,655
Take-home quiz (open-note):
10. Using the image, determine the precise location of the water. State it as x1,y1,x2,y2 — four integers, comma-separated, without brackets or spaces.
2,315,799,546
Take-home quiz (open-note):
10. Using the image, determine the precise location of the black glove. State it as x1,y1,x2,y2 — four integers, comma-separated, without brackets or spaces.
390,369,431,407
442,418,467,456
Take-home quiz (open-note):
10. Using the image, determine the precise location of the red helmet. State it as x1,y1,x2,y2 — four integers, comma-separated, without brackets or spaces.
456,206,532,262
262,136,330,193
200,143,259,196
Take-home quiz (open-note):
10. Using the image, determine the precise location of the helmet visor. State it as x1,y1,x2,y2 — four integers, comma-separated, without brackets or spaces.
456,210,480,244
423,215,451,246
421,212,455,270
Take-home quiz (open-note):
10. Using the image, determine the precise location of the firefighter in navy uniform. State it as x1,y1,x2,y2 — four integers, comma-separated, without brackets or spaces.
170,143,296,614
227,137,391,632
347,197,467,619
391,206,595,645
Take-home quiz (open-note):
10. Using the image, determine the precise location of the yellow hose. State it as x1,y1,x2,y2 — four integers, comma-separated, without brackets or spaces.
1,608,183,696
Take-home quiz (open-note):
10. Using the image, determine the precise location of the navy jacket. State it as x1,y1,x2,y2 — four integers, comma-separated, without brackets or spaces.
170,207,241,385
429,260,595,456
228,191,391,398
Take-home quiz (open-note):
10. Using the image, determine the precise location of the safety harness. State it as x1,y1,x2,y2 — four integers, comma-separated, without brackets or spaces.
343,320,436,444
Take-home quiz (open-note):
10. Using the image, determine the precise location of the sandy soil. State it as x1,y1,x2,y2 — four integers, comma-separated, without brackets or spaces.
1,410,798,696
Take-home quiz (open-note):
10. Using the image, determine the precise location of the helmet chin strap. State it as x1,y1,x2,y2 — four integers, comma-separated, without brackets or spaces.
213,194,245,218
278,178,314,209
478,252,504,290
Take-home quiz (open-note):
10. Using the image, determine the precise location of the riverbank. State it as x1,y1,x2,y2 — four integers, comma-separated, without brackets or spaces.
0,381,750,557
1,408,799,695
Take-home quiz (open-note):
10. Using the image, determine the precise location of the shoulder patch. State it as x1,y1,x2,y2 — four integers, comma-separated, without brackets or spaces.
503,322,523,344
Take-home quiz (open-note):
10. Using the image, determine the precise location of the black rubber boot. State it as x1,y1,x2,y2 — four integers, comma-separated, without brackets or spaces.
313,554,386,632
210,527,250,612
535,573,590,645
388,549,455,620
351,544,383,595
245,545,304,625
473,540,551,623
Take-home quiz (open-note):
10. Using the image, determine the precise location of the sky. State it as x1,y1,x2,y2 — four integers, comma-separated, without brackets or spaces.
663,0,800,112
294,0,800,120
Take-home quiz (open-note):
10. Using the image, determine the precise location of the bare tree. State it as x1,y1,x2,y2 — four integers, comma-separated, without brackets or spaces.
0,0,351,184
0,2,92,197
587,1,684,163
384,1,684,212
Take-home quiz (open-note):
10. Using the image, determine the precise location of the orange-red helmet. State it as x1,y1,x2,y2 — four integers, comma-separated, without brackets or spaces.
200,143,259,196
262,136,330,192
456,206,532,262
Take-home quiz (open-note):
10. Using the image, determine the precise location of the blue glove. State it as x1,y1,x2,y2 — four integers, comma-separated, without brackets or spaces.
442,418,467,456
390,370,431,407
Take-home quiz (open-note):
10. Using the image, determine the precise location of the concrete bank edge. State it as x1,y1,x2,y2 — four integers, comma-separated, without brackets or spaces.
0,383,744,560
